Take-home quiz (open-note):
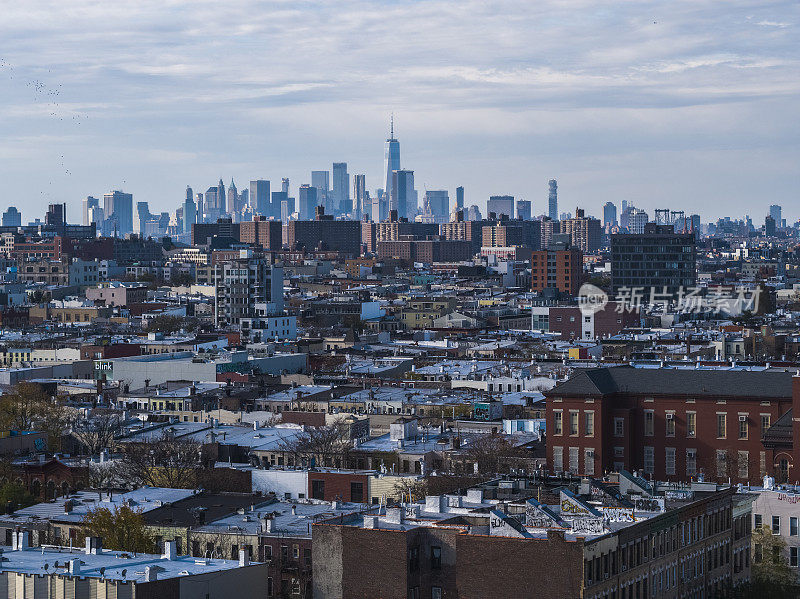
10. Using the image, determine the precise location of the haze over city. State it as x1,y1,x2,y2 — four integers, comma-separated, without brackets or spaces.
1,0,797,221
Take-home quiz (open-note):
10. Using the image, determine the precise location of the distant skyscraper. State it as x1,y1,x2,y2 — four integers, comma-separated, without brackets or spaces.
103,191,133,236
195,193,204,222
45,203,67,229
548,179,558,220
517,200,532,221
487,196,514,219
765,215,776,236
82,196,99,226
250,180,271,216
134,201,152,235
271,191,288,219
183,187,196,235
332,162,350,215
281,178,289,194
769,205,782,228
298,184,318,220
311,170,330,213
383,117,401,204
391,170,415,220
424,190,449,223
603,202,617,228
2,206,21,228
218,179,226,213
629,208,649,234
227,179,239,214
466,205,482,221
353,174,367,220
455,186,464,214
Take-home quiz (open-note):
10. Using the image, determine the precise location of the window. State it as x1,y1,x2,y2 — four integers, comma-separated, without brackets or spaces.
738,451,749,479
686,449,697,476
665,412,675,437
665,447,676,476
791,517,798,536
350,482,364,503
716,450,728,478
644,446,654,474
792,547,798,568
585,411,594,437
614,417,624,437
432,588,442,599
430,546,441,569
311,479,325,500
570,411,579,436
644,411,654,437
584,448,595,476
739,416,748,440
408,547,419,571
553,446,563,471
762,414,771,434
554,410,563,435
773,516,781,535
569,447,579,474
755,514,762,529
717,414,727,438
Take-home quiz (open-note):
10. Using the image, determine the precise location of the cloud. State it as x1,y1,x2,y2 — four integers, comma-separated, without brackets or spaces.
0,0,797,221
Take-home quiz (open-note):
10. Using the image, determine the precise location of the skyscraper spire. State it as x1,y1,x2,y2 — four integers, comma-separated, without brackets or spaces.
390,113,394,139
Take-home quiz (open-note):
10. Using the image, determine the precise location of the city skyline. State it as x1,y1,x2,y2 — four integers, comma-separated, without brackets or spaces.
0,1,797,221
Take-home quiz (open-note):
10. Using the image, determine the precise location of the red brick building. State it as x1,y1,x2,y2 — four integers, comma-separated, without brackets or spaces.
532,302,640,340
238,216,282,251
545,366,794,485
530,247,582,295
308,470,370,503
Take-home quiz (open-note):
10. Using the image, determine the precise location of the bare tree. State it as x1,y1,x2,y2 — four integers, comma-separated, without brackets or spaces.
463,434,520,475
71,411,123,455
0,383,75,451
118,433,201,489
280,422,353,468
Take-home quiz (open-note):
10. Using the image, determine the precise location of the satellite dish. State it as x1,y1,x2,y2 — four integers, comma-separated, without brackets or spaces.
121,569,127,578
43,563,49,570
99,567,105,576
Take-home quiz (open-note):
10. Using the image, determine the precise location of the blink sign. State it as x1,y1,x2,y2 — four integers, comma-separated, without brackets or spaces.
94,360,113,379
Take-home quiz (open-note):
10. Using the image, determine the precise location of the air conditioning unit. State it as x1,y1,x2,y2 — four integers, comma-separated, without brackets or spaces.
666,413,675,420
687,450,696,458
739,415,747,422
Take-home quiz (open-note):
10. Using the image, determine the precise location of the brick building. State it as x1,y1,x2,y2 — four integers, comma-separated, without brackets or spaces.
313,485,750,599
545,366,794,484
238,215,282,251
285,218,361,257
530,302,640,340
530,247,583,296
376,239,473,265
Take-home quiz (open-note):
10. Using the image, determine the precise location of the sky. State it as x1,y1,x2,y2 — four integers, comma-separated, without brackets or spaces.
0,0,798,224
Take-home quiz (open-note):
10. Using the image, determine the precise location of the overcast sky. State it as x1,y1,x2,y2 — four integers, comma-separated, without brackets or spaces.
1,0,797,224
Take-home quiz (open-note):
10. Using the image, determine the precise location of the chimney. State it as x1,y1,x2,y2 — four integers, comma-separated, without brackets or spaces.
85,536,102,555
363,515,379,529
253,421,259,431
69,559,81,574
163,540,177,560
17,531,29,551
239,549,250,567
144,566,157,581
385,507,404,524
291,505,297,516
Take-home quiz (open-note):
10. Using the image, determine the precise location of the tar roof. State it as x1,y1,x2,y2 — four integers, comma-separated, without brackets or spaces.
548,366,795,399
0,545,251,582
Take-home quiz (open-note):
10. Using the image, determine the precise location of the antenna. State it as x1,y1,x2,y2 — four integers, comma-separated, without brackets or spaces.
390,113,394,139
